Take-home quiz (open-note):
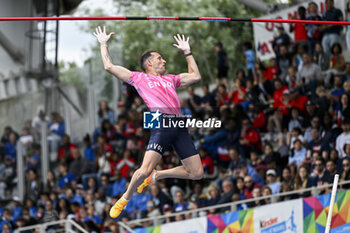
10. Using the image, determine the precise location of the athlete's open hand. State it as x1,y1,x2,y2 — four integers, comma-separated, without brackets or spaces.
93,26,114,44
173,34,190,52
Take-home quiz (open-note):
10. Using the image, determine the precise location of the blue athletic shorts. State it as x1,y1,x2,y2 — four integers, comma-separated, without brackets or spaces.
146,127,198,160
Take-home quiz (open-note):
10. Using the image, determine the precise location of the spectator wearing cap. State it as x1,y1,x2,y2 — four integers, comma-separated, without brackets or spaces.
336,119,350,158
11,196,22,222
72,184,85,206
272,26,291,57
162,204,174,223
296,53,321,94
266,169,281,194
321,0,343,55
288,139,306,168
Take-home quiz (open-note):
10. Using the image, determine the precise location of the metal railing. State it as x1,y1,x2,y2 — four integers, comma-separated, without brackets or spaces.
15,219,88,233
119,179,350,233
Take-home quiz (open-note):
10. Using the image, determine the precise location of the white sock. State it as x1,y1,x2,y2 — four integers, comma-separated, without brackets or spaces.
152,170,157,181
122,195,129,202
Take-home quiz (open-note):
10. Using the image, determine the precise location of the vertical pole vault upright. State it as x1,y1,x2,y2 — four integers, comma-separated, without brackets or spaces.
325,174,339,233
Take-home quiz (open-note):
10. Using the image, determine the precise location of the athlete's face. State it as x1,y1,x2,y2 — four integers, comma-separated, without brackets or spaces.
149,52,166,75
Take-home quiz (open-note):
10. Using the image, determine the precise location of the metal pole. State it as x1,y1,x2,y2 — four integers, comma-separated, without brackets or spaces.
88,84,97,134
41,121,49,186
325,174,340,233
63,98,72,136
16,142,24,201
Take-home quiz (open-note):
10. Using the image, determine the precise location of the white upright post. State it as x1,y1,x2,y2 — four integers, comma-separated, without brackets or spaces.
325,174,339,233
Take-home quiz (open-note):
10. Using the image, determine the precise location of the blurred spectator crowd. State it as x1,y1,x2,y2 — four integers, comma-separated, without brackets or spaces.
1,1,350,232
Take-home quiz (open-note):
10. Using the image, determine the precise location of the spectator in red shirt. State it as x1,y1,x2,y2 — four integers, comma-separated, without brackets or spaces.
253,104,266,131
289,88,309,114
117,149,135,178
216,84,230,107
95,136,113,155
268,79,289,136
289,6,308,43
230,79,246,105
57,135,77,162
263,58,279,80
243,175,262,199
199,147,214,175
240,118,262,158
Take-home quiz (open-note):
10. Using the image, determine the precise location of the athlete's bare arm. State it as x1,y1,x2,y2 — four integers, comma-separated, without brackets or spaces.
173,34,201,86
93,26,131,82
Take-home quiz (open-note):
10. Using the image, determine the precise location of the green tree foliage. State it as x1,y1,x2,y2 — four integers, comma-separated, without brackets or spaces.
83,0,262,84
59,61,87,93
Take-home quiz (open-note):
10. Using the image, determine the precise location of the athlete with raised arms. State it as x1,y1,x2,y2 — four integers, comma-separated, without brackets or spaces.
93,26,203,218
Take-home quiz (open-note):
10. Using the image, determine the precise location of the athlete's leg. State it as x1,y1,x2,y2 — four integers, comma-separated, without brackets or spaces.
123,150,162,200
155,154,203,180
110,150,161,218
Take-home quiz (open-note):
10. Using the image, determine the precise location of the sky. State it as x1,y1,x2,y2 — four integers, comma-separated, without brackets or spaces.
58,0,115,66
